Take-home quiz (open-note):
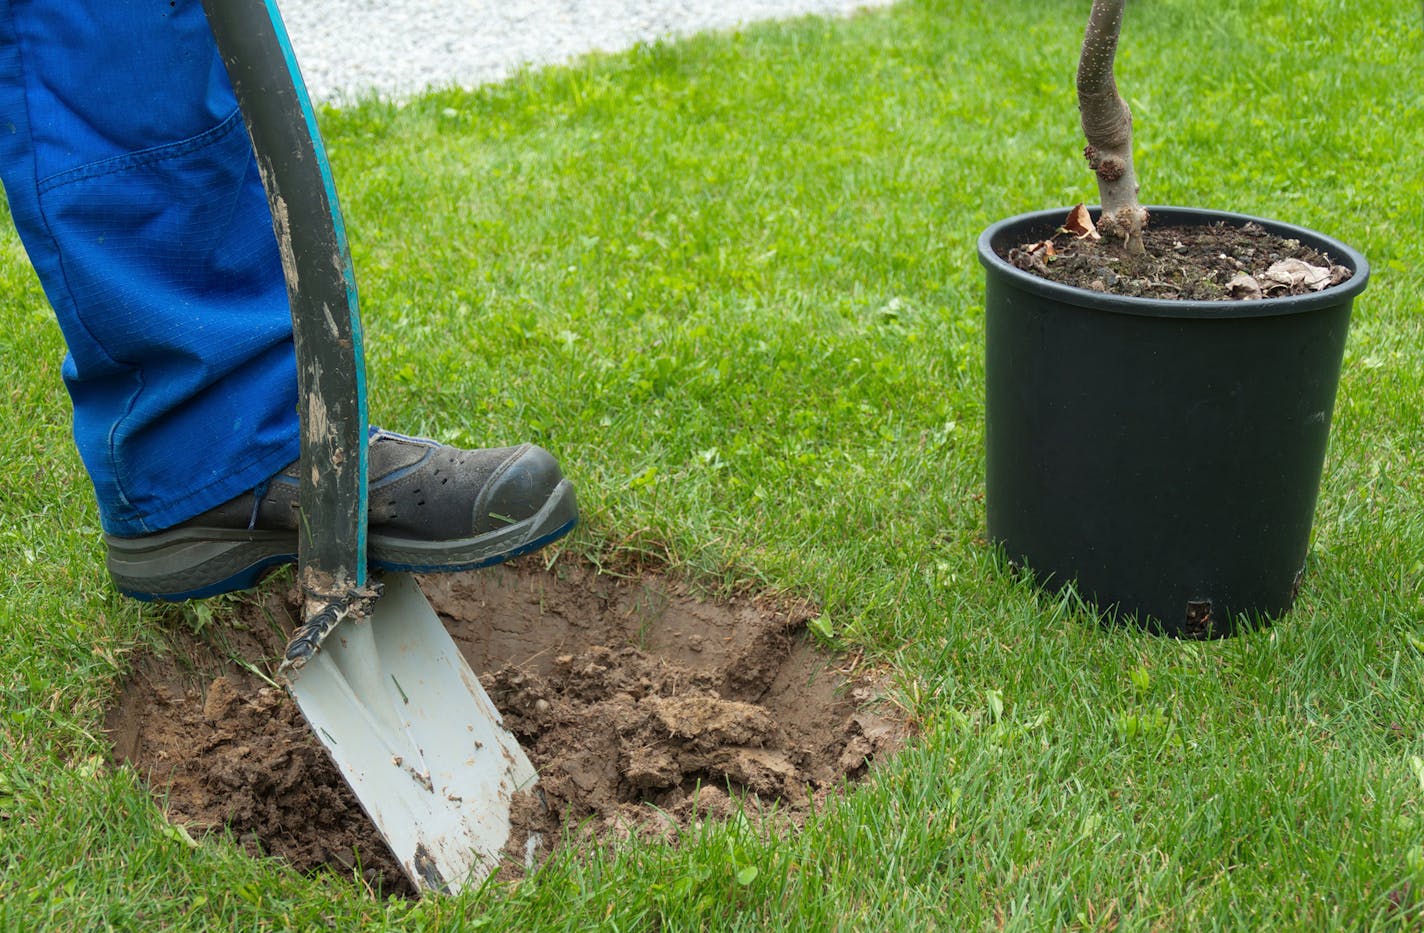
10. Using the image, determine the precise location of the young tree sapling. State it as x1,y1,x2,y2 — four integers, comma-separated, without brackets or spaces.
1077,0,1148,253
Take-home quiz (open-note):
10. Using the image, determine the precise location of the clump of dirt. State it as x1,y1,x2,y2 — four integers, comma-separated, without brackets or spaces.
105,556,905,896
1004,218,1352,301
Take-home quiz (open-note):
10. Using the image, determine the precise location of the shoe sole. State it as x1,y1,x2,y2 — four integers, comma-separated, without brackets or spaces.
106,479,578,602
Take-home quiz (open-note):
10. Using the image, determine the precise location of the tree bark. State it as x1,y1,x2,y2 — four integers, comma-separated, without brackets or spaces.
1077,0,1147,252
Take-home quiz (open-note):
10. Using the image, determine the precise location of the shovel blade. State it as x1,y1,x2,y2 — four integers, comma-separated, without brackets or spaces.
285,572,536,894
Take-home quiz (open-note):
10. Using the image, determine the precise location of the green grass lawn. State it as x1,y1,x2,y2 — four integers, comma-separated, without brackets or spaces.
2,0,1422,928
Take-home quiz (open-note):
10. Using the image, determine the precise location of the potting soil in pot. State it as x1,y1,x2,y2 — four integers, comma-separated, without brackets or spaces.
1005,218,1353,301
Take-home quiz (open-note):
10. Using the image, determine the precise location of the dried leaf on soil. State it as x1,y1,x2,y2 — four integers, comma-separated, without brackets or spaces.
1226,271,1263,300
1008,239,1056,275
1063,203,1101,241
1260,258,1333,293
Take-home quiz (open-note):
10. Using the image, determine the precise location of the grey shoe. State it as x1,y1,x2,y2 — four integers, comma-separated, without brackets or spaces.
104,430,577,601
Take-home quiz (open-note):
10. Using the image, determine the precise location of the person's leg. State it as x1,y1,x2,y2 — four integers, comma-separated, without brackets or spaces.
0,0,299,536
0,1,576,600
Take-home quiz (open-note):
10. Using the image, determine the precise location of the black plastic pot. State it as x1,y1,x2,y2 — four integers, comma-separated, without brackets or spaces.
977,206,1369,637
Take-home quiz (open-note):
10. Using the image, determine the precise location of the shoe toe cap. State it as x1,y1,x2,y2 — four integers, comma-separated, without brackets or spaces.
474,443,566,530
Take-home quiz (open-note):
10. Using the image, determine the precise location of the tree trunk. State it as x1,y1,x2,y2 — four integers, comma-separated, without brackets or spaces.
1077,0,1147,253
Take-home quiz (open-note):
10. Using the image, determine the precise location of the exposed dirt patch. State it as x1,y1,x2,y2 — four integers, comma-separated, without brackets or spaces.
1003,218,1352,301
105,557,905,896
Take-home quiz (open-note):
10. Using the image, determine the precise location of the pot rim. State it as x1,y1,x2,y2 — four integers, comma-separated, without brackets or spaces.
977,206,1371,320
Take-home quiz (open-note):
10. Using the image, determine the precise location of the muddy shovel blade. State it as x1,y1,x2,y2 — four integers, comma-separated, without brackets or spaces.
285,573,536,894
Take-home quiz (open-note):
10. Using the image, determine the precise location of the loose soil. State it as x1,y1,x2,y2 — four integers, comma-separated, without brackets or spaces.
1004,218,1353,301
105,556,905,897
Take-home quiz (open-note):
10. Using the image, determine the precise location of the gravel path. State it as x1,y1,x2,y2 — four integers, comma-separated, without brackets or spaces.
281,0,893,102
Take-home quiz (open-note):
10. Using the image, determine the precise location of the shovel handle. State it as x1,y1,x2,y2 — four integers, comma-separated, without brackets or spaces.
203,0,374,661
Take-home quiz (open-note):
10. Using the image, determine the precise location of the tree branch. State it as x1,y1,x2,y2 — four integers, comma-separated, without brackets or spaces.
1077,0,1147,252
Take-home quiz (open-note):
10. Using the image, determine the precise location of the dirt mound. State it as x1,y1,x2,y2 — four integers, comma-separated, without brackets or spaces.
106,557,905,895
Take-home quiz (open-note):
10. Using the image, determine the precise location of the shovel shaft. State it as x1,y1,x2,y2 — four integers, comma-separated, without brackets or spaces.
203,0,371,646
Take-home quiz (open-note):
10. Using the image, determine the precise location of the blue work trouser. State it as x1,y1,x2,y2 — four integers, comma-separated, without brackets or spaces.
0,0,300,535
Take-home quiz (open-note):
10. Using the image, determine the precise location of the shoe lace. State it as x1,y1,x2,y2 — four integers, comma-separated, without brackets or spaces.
248,479,271,530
